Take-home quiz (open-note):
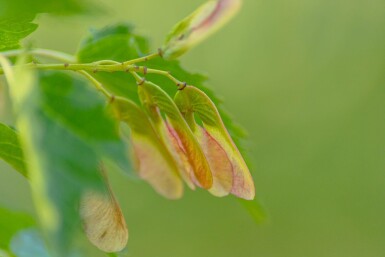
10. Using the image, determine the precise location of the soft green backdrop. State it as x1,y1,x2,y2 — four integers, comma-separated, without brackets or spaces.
1,0,384,256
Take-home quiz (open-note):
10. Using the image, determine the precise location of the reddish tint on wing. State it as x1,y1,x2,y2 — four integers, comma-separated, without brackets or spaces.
200,127,234,197
172,125,213,189
131,135,184,200
165,122,197,189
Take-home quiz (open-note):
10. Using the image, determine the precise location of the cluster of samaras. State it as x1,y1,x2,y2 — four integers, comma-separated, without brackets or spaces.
117,83,255,200
80,83,255,253
79,0,251,254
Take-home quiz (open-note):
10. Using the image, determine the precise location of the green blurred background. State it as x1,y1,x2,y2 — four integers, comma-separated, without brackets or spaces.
1,0,385,256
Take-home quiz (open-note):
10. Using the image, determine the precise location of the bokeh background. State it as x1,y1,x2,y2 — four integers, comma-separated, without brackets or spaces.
1,0,385,256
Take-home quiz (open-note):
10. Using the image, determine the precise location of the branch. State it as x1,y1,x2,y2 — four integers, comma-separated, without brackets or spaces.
0,48,189,90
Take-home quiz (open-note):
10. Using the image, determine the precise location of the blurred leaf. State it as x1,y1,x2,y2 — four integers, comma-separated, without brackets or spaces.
0,249,10,257
34,72,130,170
161,0,242,59
0,0,98,47
0,16,37,51
0,0,93,18
7,65,129,256
0,207,34,252
0,123,27,177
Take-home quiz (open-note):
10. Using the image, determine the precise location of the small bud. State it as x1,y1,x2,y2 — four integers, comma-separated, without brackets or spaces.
162,0,242,59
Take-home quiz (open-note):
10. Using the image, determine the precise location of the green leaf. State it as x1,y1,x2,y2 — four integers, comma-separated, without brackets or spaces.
78,24,149,62
161,0,242,59
0,0,93,18
77,24,148,103
0,16,38,51
0,207,34,252
0,123,27,177
7,65,129,256
35,72,130,171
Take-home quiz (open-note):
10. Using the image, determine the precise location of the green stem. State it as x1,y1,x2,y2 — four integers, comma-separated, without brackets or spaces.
0,62,186,88
129,70,144,83
77,70,112,99
147,68,185,86
122,51,160,65
0,48,158,65
0,48,186,89
0,52,113,99
0,48,76,63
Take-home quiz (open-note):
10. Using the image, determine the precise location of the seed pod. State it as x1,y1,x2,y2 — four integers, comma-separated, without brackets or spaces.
111,97,183,199
197,126,233,197
138,81,213,189
80,165,128,253
174,86,255,200
162,0,242,59
165,122,197,190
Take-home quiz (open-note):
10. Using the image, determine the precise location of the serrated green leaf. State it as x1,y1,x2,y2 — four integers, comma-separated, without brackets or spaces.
7,63,129,256
78,24,149,61
77,24,148,103
0,0,93,18
111,97,183,199
161,0,242,59
0,16,37,51
0,207,34,252
0,123,27,177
